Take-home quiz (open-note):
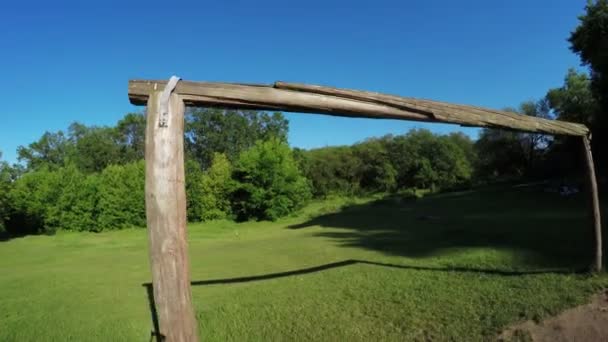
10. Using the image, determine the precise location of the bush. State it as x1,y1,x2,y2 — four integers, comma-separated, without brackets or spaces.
8,165,97,234
353,140,397,193
388,130,472,190
46,165,100,232
97,161,145,230
186,153,233,221
8,168,63,234
231,139,311,221
185,158,205,221
300,130,474,197
300,146,362,197
199,153,233,221
0,162,13,233
8,161,144,233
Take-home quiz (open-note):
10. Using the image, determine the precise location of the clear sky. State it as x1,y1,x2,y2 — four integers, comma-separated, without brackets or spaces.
0,0,586,163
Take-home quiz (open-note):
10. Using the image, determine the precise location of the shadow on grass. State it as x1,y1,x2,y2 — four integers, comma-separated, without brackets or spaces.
0,231,37,242
0,226,58,242
290,186,604,271
142,257,582,340
143,285,163,342
0,232,12,242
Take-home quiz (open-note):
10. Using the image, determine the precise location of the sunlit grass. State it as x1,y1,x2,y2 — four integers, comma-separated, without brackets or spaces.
0,186,606,341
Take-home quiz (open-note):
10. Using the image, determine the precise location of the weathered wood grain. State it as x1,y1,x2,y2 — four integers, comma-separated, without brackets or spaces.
129,79,589,136
274,82,588,136
145,90,199,341
130,80,432,122
582,135,603,272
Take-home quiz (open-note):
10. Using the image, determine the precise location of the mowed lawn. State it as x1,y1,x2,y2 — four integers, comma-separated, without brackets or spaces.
1,185,607,341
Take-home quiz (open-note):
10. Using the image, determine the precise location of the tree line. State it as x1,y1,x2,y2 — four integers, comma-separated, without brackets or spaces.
0,107,477,235
0,1,606,235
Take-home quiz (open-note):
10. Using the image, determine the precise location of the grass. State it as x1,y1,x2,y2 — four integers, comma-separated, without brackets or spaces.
0,185,607,341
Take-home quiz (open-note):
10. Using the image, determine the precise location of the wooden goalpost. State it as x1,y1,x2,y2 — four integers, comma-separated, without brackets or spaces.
128,76,602,342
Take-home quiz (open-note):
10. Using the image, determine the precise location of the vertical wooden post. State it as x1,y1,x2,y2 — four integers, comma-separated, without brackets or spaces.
582,135,603,272
145,86,199,341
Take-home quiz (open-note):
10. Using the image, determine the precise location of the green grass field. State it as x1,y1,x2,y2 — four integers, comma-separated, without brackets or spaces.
1,185,606,341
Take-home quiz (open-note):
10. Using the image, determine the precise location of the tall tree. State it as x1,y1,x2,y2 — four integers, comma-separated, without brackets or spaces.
8,167,63,234
546,70,600,175
569,0,608,170
198,153,233,221
185,108,288,169
353,138,397,192
0,152,12,232
17,131,70,170
570,0,608,110
115,112,146,162
68,125,122,173
546,69,598,127
300,146,362,197
97,161,145,230
518,99,553,175
474,101,553,179
231,139,311,221
475,129,526,179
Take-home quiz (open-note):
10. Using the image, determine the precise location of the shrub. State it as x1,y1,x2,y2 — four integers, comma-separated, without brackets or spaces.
8,168,63,234
199,153,233,221
353,140,397,193
46,165,100,232
185,158,205,221
231,139,311,221
97,161,145,230
300,146,362,197
0,162,13,233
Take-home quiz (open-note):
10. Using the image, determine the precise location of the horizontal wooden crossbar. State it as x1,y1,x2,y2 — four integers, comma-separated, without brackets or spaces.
129,79,589,136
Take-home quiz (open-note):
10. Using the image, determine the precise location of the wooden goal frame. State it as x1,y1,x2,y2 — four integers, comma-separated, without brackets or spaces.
129,77,602,341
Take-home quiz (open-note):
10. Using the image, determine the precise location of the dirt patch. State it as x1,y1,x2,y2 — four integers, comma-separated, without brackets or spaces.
499,290,608,342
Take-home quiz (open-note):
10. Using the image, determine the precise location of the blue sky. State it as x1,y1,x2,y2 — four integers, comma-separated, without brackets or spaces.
0,0,586,163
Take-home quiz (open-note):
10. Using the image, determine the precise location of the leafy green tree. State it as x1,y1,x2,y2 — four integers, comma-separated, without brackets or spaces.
186,154,233,221
17,131,70,171
446,132,477,167
413,158,437,190
474,100,553,180
546,69,598,126
19,113,146,174
353,138,397,192
186,108,288,169
385,134,419,189
8,165,101,233
115,113,146,162
570,0,608,110
97,161,145,230
45,165,100,232
300,130,474,196
568,1,608,170
300,146,362,197
390,129,472,189
231,139,311,221
0,152,12,233
475,129,525,180
546,70,600,175
8,168,63,234
69,125,122,173
185,158,205,221
518,100,553,175
198,153,233,221
422,136,471,189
